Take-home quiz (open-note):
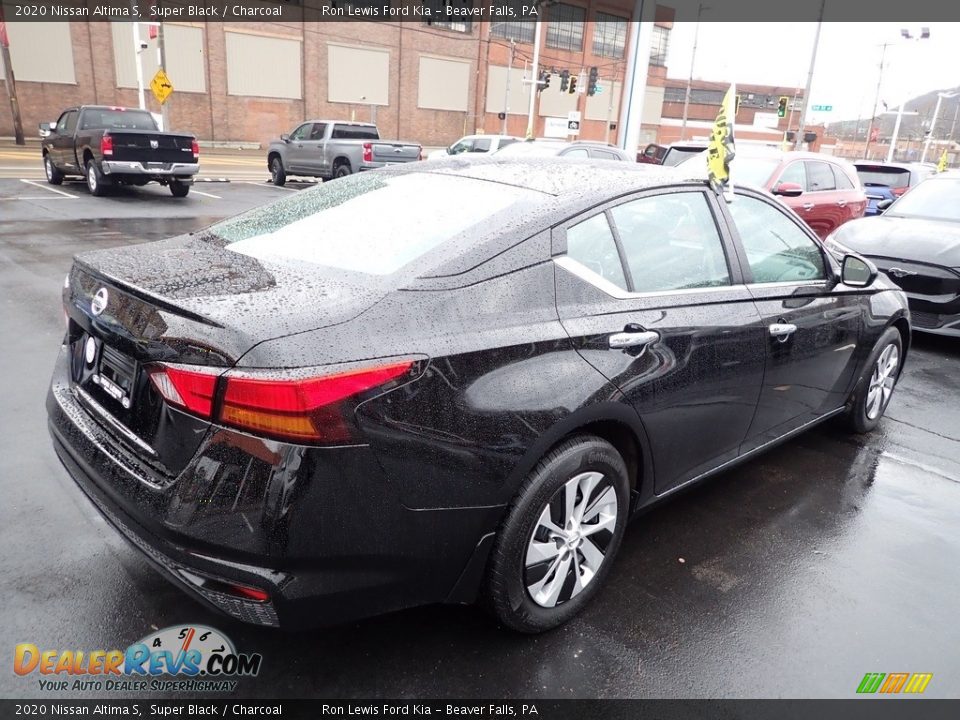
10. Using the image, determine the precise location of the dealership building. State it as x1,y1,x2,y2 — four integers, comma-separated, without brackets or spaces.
0,6,816,149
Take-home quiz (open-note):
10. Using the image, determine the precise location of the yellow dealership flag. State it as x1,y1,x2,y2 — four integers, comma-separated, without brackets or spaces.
938,149,949,173
707,84,737,195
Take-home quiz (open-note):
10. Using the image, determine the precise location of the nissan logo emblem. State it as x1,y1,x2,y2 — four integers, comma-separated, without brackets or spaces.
91,287,109,316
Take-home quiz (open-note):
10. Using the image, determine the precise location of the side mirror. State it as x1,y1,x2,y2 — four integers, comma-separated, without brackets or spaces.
280,134,290,143
773,182,804,197
876,198,894,213
841,254,877,288
47,121,57,130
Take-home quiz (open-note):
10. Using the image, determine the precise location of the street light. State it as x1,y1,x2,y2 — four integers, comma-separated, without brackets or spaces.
679,2,710,142
886,27,931,163
921,91,958,164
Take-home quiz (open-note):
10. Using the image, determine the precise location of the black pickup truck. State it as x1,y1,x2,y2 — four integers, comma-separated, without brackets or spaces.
41,105,199,197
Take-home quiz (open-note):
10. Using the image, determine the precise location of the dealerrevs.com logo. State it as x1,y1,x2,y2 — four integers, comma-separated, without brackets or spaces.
14,625,262,693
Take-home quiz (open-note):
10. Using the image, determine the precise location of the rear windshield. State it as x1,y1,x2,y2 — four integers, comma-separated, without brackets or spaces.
856,166,911,188
662,147,706,167
80,109,158,131
208,172,542,275
496,142,570,157
331,125,379,140
886,177,960,222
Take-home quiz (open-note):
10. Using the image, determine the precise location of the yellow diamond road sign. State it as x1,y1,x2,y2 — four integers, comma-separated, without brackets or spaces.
150,69,173,105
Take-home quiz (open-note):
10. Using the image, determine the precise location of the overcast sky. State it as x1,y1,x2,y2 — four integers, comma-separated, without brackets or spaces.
663,22,960,123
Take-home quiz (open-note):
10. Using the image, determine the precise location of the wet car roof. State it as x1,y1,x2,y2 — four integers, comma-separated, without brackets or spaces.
418,156,698,197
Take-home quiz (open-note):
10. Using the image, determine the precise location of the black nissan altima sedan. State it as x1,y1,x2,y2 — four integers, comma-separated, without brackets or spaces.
826,172,960,337
48,158,910,632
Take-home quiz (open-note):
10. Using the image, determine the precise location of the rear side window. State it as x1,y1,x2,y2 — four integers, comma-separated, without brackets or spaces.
591,149,622,161
565,214,628,291
79,109,158,131
832,164,855,189
331,125,379,140
728,195,825,283
610,192,731,292
210,173,541,276
856,166,911,188
805,161,836,192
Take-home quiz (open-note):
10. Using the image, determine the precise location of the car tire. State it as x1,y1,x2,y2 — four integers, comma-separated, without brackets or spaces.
169,180,190,198
334,162,351,179
846,326,903,434
44,155,64,185
482,435,630,633
270,157,286,187
85,160,108,197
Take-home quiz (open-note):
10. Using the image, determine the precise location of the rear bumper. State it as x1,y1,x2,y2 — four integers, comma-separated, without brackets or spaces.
101,160,198,179
46,346,501,628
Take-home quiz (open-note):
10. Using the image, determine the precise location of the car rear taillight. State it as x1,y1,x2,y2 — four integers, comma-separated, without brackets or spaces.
148,364,220,417
362,142,373,163
148,360,416,444
219,362,413,443
892,186,909,197
100,134,113,157
191,139,200,160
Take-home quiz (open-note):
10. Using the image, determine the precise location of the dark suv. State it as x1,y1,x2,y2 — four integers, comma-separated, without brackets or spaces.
854,161,934,216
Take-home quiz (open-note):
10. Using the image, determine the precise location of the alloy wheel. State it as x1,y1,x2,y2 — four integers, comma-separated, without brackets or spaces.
524,471,619,608
866,343,899,420
45,157,53,181
87,165,97,192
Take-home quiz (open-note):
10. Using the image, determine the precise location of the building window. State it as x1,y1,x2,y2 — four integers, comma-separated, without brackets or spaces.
490,21,536,44
593,13,627,58
424,0,472,32
650,25,670,66
689,89,725,105
546,3,586,52
663,87,686,103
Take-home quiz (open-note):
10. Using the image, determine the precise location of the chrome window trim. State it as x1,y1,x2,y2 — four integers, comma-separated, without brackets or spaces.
554,255,743,300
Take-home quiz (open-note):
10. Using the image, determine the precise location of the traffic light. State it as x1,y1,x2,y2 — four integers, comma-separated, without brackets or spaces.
543,71,551,91
537,70,551,93
777,96,789,118
568,74,578,95
587,66,599,97
559,70,569,93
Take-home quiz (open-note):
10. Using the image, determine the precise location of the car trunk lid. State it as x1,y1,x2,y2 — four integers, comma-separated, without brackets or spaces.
107,130,196,165
64,234,387,476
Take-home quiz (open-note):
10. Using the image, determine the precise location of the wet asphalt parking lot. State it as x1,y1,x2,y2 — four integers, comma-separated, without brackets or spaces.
1,177,958,699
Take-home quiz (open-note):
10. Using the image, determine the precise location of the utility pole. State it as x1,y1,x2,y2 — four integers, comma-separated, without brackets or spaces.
679,2,706,142
864,42,889,161
501,39,514,135
156,23,169,131
950,102,960,143
921,91,957,164
794,0,825,150
132,22,146,110
525,22,543,139
0,9,24,145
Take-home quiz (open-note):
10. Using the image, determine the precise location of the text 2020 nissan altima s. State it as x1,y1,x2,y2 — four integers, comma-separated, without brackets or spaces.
48,159,910,633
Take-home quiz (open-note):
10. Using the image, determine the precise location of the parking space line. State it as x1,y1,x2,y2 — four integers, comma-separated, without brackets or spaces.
20,179,79,199
190,188,222,199
243,181,298,192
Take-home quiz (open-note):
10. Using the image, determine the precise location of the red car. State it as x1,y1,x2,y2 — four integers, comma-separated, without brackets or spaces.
679,150,867,238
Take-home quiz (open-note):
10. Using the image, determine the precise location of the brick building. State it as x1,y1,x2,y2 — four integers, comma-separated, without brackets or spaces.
0,7,677,148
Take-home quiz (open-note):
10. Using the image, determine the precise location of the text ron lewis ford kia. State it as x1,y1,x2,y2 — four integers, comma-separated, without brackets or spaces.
48,159,909,632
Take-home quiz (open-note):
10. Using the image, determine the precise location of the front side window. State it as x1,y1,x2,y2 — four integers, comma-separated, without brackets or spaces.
610,192,731,293
289,123,313,141
563,148,590,158
546,3,586,52
309,123,328,141
728,194,826,283
471,138,492,152
776,162,806,190
565,213,628,291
